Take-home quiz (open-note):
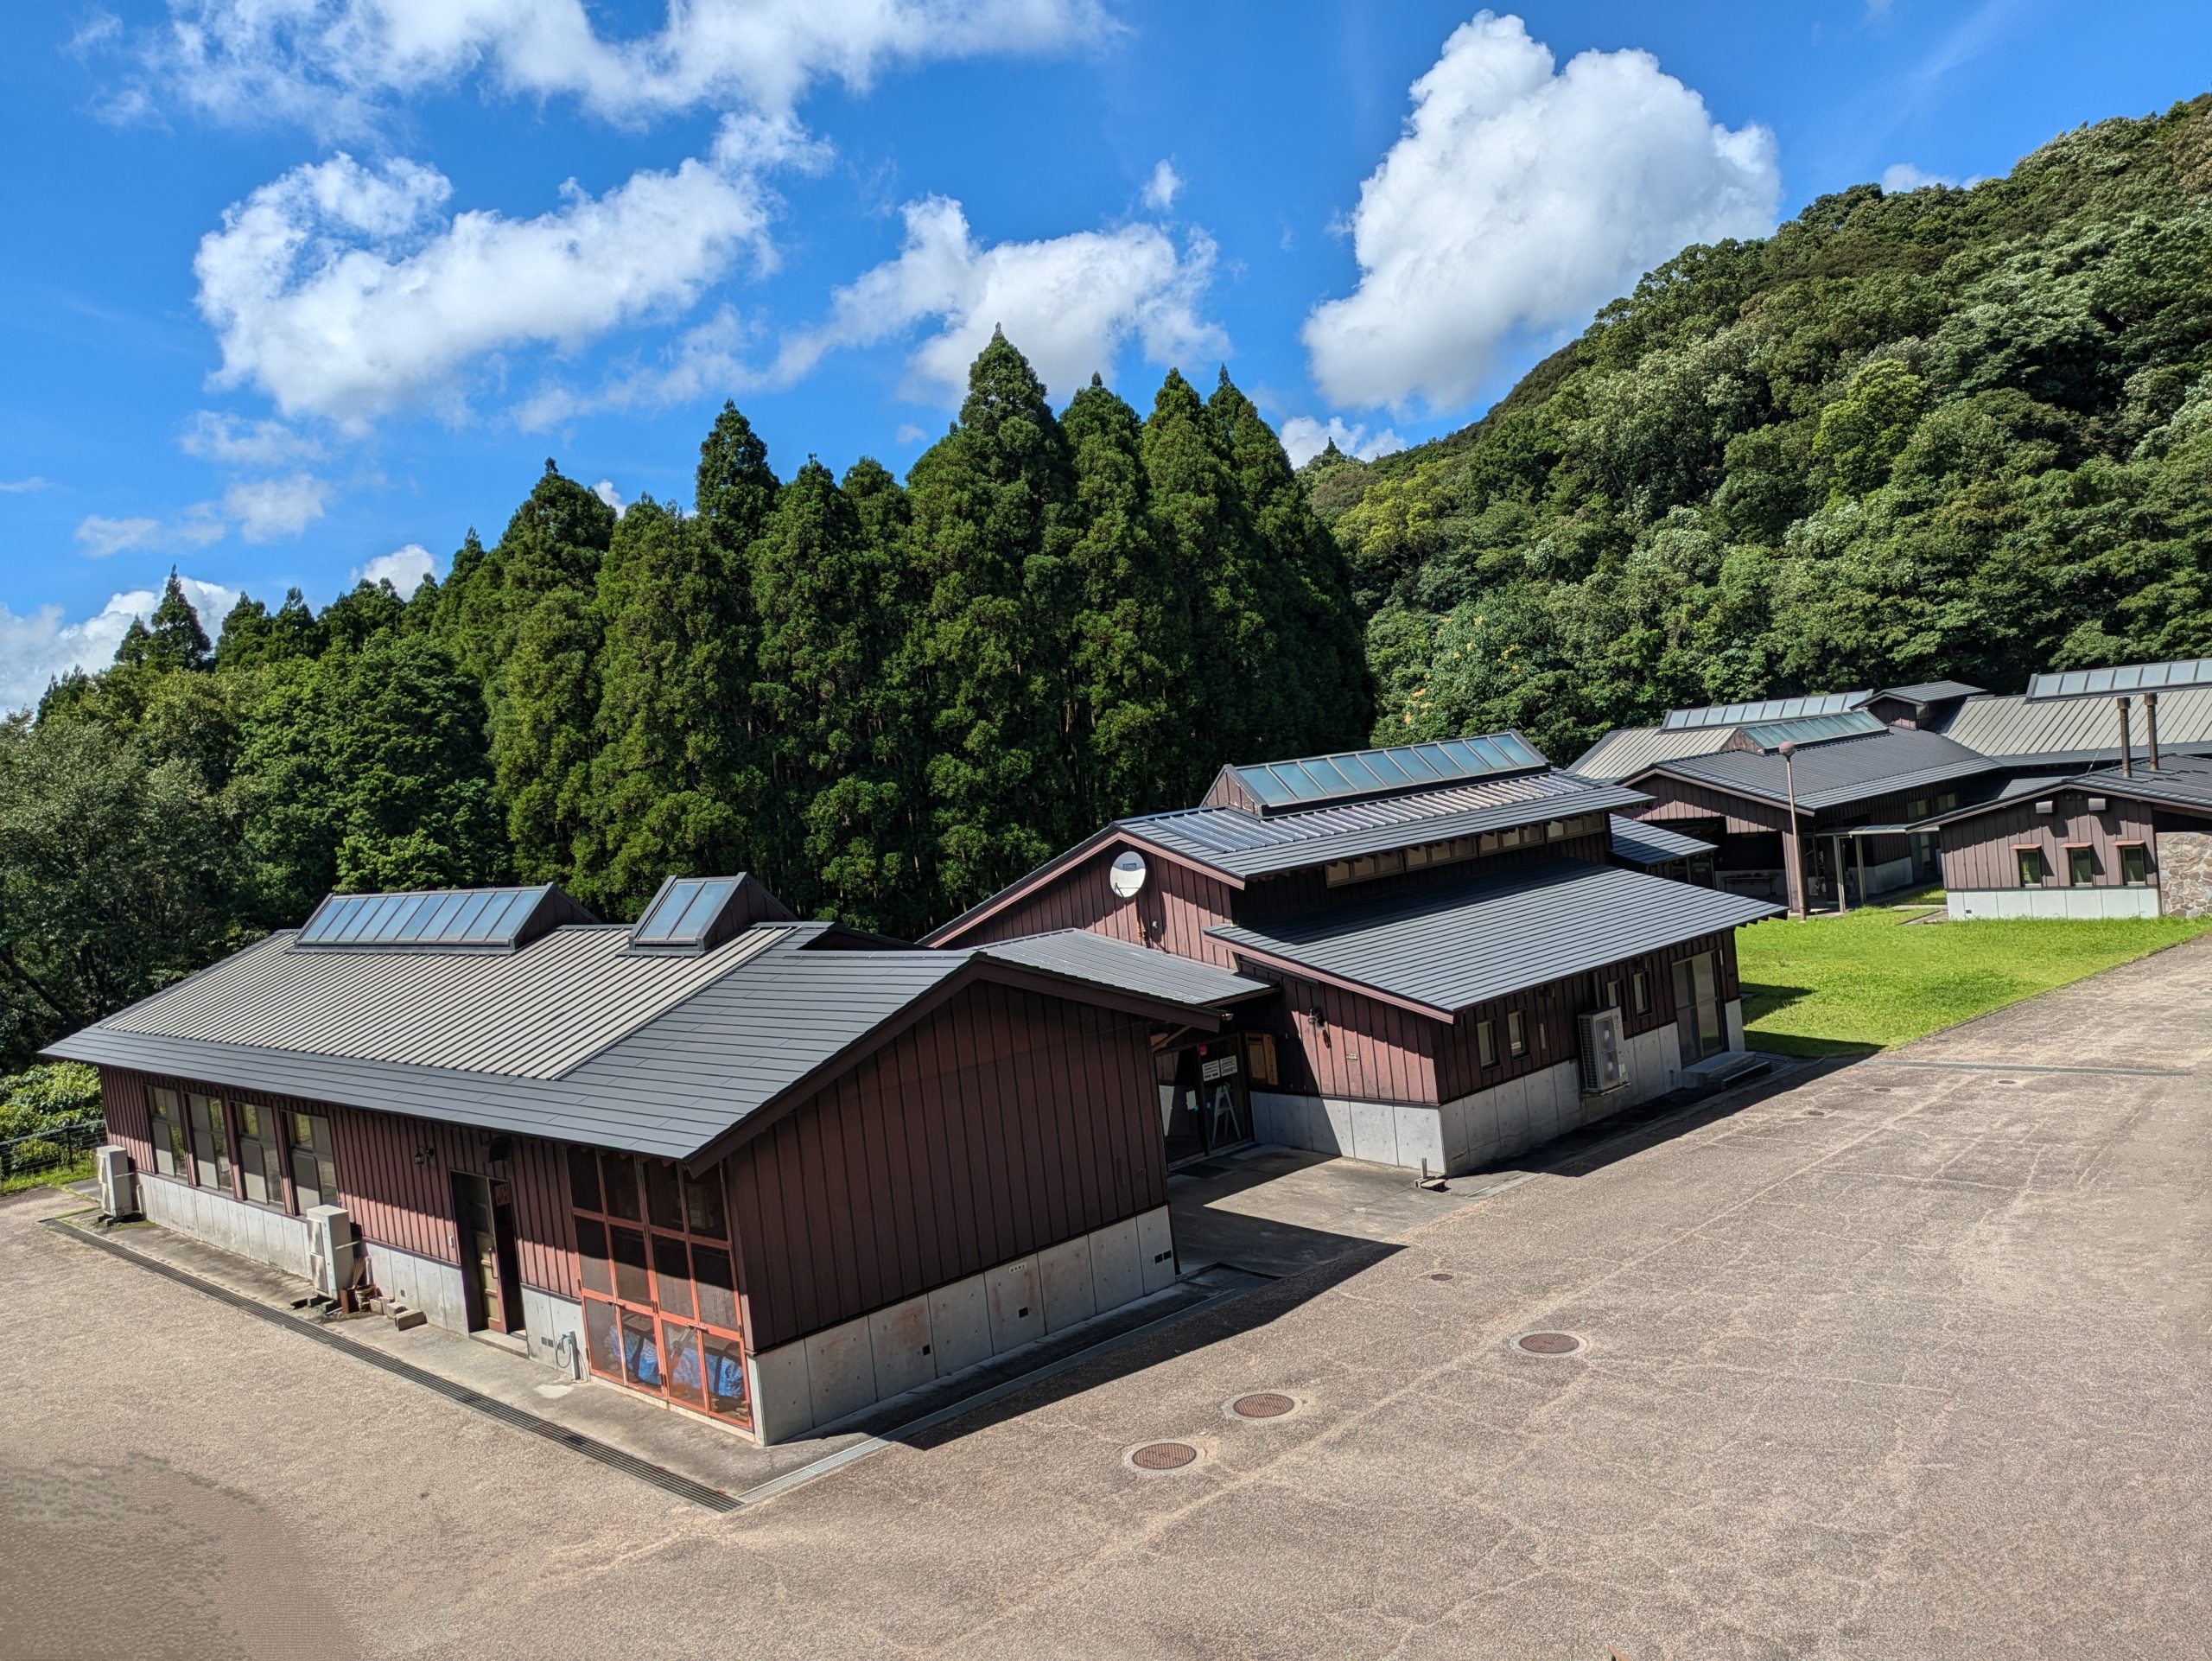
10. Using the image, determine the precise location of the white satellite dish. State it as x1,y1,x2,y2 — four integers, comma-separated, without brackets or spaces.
1109,850,1149,900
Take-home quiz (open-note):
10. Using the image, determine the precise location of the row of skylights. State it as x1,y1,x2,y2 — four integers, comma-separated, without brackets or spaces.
296,886,559,951
1661,690,1869,730
2024,659,2212,701
1232,734,1545,811
1738,710,1886,751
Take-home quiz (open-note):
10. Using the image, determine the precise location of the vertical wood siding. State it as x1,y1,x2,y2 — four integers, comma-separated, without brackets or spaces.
1941,790,2158,889
1236,830,1613,923
94,1066,578,1299
950,839,1245,966
1634,777,1795,835
724,983,1164,1353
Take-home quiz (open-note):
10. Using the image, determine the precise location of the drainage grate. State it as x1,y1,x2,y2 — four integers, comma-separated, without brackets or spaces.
1514,1331,1585,1357
1230,1392,1295,1420
46,1219,741,1513
1128,1441,1199,1472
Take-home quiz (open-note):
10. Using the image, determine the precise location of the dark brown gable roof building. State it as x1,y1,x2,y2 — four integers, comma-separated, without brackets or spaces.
49,875,1261,1445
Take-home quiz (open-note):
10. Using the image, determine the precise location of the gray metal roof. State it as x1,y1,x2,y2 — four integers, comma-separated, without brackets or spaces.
1662,690,1869,729
1872,679,1984,704
101,925,791,1080
1646,729,1997,813
2024,659,2212,700
45,925,1236,1166
2064,759,2212,812
1568,723,1746,783
1935,685,2212,761
1130,771,1648,879
977,931,1274,1007
1608,815,1715,865
1214,733,1546,814
1735,710,1886,751
1209,859,1778,1018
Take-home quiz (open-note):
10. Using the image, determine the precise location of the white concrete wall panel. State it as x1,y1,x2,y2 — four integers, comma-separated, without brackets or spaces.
984,1257,1044,1352
1949,888,2158,920
925,1275,993,1378
747,1340,814,1443
367,1242,470,1333
1136,1204,1179,1294
1087,1216,1142,1314
804,1320,875,1429
1037,1236,1097,1333
867,1295,937,1401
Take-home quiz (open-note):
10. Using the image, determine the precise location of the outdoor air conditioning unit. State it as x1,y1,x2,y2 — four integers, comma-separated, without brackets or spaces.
95,1146,138,1220
1577,1009,1627,1095
304,1204,358,1301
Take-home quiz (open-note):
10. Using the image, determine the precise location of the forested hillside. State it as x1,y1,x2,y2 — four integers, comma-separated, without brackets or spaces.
0,337,1367,1067
1313,96,2212,760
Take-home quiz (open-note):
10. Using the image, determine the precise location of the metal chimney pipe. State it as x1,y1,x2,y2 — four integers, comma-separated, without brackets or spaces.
2145,691,2161,770
2118,696,2133,777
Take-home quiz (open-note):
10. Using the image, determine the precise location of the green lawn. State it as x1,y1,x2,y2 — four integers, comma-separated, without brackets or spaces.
1736,908,2212,1056
0,1150,94,1196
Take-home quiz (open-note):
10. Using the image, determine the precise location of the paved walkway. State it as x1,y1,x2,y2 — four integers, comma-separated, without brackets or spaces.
7,939,2212,1658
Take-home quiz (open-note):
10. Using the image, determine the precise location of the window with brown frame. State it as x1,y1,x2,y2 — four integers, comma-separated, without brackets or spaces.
185,1093,231,1193
232,1101,285,1206
2016,847,2045,889
569,1149,747,1429
1507,1009,1527,1058
2120,843,2149,887
1631,971,1650,1015
286,1111,338,1211
147,1086,187,1178
1477,1019,1497,1069
2066,845,2094,888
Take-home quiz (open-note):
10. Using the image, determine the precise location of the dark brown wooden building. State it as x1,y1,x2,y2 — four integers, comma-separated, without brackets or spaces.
50,876,1263,1443
926,735,1777,1175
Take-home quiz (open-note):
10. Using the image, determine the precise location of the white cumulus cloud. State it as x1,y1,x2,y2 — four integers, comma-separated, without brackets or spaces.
75,512,225,557
591,480,626,514
0,576,240,714
1303,11,1779,414
194,122,798,428
180,410,327,465
111,0,1114,133
224,473,331,541
1880,162,1961,193
776,194,1225,404
1278,416,1406,468
0,476,51,493
353,542,436,593
1143,159,1183,211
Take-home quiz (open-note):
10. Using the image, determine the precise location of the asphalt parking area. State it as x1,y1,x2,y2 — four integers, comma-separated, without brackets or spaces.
7,937,2211,1659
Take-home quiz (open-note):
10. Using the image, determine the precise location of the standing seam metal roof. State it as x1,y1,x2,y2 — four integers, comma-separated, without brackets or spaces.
1935,685,2212,760
975,931,1274,1005
1646,729,1996,812
1207,859,1779,1017
1128,773,1649,877
1608,815,1715,865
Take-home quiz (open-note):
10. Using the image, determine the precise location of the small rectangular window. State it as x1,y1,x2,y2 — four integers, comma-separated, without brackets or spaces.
2017,849,2044,888
1632,971,1650,1015
1325,860,1352,887
233,1101,283,1205
1477,1019,1496,1069
2068,846,2094,887
186,1093,230,1193
285,1111,337,1212
1507,1010,1527,1058
147,1087,186,1178
2121,844,2149,886
1605,978,1621,1009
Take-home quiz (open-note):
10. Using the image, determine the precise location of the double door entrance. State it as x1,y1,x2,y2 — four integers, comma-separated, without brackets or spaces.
1162,1039,1255,1168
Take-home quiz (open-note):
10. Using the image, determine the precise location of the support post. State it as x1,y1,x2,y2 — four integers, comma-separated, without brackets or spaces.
2145,692,2161,771
1781,742,1806,920
2119,696,2134,777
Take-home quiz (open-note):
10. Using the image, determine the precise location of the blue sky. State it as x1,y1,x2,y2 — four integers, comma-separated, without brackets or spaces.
3,0,2209,709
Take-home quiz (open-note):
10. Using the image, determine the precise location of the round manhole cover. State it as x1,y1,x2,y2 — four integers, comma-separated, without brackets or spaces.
1230,1392,1295,1420
1128,1441,1199,1472
1515,1331,1585,1356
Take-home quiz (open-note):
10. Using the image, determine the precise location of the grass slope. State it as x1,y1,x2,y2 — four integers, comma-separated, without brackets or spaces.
1736,910,2212,1055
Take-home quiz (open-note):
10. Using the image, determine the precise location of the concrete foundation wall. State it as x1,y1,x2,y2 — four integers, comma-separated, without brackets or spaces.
744,1204,1177,1444
2155,830,2212,916
362,1240,471,1333
1861,854,1916,896
137,1174,315,1281
1253,1000,1745,1177
1948,888,2159,920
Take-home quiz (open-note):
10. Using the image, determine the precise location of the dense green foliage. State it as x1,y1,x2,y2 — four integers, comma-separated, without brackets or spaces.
1315,98,2212,760
0,338,1367,1066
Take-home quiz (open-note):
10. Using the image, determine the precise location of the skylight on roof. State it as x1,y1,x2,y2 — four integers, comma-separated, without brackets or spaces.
2024,659,2212,701
632,877,741,946
1662,691,1869,729
295,885,566,951
1738,710,1885,750
1232,733,1545,812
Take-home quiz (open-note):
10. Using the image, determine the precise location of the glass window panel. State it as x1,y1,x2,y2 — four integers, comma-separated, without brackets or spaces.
652,1233,695,1320
289,1144,323,1211
670,879,735,939
692,1246,738,1331
663,1323,706,1409
611,1226,651,1304
566,1147,601,1213
575,1218,611,1295
702,1332,748,1422
441,890,494,942
2123,844,2149,886
1508,1010,1527,1057
583,1299,622,1380
2069,847,2094,886
643,1161,683,1232
620,1310,662,1389
411,891,466,940
601,1153,641,1221
1477,1020,1496,1069
683,1170,727,1239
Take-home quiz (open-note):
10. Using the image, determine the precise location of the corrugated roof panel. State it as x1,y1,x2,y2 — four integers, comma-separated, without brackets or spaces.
1608,815,1715,865
1569,725,1742,782
976,931,1274,1006
1936,685,2212,760
1651,728,1996,811
1209,859,1778,1016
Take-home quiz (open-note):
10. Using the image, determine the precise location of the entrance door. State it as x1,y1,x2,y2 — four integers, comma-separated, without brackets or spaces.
1161,1043,1253,1166
453,1171,524,1334
1673,952,1724,1066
